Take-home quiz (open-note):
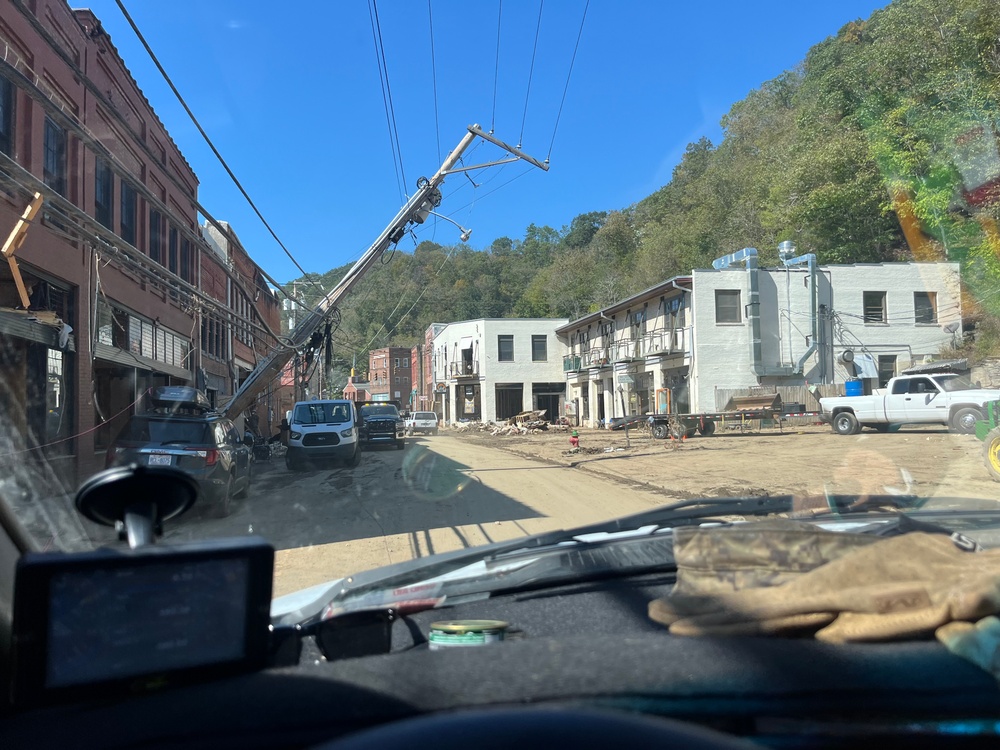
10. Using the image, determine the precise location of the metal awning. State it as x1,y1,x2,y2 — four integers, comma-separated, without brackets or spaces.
902,358,968,374
0,308,76,351
459,336,473,349
94,343,191,380
855,353,879,379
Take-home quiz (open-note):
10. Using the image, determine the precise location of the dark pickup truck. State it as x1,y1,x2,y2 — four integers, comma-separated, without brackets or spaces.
357,401,406,450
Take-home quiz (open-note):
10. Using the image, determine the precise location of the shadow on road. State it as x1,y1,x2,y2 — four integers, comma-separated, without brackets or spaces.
162,444,544,553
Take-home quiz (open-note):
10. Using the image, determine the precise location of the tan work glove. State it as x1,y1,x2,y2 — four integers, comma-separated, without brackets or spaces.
650,530,1000,642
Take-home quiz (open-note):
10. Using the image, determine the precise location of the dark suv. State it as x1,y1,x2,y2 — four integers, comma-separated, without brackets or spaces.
358,401,406,450
105,386,252,517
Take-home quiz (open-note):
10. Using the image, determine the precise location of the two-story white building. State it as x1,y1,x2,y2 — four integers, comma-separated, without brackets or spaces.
430,318,568,424
557,249,962,426
557,278,694,426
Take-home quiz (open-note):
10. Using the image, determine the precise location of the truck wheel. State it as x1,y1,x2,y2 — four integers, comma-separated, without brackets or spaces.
832,411,859,436
984,427,1000,482
951,407,982,434
651,423,669,440
698,421,716,437
347,444,362,467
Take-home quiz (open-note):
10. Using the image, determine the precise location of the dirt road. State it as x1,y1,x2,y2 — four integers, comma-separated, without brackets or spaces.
156,420,995,598
490,421,997,501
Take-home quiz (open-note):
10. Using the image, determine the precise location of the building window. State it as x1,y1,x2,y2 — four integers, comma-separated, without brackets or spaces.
180,238,191,282
878,355,896,388
149,209,163,263
715,289,742,324
94,158,114,229
914,291,937,324
121,181,137,246
168,226,178,275
531,334,547,362
498,334,514,362
0,75,12,156
44,117,67,196
863,291,887,323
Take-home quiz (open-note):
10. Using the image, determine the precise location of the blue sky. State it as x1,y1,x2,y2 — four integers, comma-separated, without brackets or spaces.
83,1,889,284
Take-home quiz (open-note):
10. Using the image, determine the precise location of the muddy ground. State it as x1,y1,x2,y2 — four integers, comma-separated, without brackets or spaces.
451,419,999,503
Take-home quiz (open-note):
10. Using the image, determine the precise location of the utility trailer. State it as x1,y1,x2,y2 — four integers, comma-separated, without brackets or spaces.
647,393,820,440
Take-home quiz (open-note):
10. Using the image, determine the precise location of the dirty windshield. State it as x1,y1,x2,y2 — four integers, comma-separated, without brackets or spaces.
360,405,398,418
293,403,351,425
2,0,1000,607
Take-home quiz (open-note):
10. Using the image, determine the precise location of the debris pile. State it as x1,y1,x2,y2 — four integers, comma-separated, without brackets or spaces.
508,409,549,431
450,420,550,436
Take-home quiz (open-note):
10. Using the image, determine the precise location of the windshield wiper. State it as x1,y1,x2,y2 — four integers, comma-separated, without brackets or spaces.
278,493,929,627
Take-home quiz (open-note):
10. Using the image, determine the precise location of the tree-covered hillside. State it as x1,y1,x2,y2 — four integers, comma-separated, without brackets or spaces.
292,0,1000,368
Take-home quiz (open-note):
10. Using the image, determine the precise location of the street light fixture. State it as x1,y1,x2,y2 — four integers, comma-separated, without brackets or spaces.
428,211,472,242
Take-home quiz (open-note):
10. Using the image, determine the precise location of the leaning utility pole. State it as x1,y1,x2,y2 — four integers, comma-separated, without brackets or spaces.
222,124,547,420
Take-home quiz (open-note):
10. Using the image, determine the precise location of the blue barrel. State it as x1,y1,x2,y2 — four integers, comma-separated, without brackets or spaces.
844,379,863,397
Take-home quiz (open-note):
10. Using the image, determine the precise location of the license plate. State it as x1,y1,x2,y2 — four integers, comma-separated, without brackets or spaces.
147,454,172,466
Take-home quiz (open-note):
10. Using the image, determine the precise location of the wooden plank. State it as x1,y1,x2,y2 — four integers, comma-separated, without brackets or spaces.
2,192,45,310
5,255,30,309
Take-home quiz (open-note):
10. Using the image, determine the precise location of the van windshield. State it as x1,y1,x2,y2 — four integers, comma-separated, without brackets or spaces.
294,403,350,424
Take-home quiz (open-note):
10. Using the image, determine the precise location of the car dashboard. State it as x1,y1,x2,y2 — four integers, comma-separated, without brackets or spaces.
5,572,1000,749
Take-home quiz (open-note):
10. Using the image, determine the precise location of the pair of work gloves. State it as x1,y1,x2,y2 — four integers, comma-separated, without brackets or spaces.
648,519,1000,675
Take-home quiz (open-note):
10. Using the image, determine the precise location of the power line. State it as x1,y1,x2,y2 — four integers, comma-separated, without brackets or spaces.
369,0,408,199
428,0,442,164
491,0,503,134
518,0,544,148
547,0,589,162
113,0,322,296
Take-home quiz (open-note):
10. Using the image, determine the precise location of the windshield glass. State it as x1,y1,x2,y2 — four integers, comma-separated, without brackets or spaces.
2,0,1000,635
360,406,398,418
936,374,978,392
120,419,212,445
293,403,350,425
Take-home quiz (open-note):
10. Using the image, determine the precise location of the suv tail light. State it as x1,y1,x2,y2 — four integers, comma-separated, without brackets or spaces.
204,449,219,467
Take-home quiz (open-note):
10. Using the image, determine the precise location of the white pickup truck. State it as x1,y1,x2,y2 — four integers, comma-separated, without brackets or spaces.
405,410,440,436
820,373,1000,435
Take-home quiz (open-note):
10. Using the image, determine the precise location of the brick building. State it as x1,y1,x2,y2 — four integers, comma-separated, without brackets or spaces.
0,0,285,492
367,346,412,403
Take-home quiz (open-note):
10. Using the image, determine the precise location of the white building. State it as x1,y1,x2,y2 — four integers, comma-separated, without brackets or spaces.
557,252,962,426
557,278,693,426
431,319,568,424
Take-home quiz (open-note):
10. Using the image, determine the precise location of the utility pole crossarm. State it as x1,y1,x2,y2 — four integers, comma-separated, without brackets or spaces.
467,125,550,171
220,125,548,421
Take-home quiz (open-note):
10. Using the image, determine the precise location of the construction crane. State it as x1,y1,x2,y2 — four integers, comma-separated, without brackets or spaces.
221,124,548,420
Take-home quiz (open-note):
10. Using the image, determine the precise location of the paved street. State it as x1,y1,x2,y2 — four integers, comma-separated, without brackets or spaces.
158,434,665,596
